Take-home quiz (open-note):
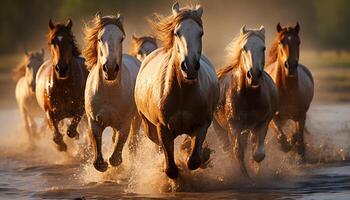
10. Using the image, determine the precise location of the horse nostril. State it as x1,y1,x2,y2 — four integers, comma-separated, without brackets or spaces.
115,64,119,72
284,61,289,68
194,62,200,71
55,65,59,72
102,64,107,72
247,69,252,79
258,70,262,78
181,62,188,71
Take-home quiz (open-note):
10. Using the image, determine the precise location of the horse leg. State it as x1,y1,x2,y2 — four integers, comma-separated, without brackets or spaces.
157,124,178,179
139,113,159,145
212,118,231,152
251,122,268,163
128,115,141,154
272,117,292,152
229,122,248,177
67,115,81,139
109,122,131,167
88,117,108,172
20,108,35,143
47,112,67,152
293,116,306,161
187,122,210,170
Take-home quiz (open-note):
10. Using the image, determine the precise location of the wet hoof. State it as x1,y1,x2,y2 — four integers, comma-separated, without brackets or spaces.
53,135,67,152
253,152,265,163
187,153,202,170
57,143,67,152
109,155,122,167
67,128,78,138
94,159,108,172
165,165,179,179
278,136,292,153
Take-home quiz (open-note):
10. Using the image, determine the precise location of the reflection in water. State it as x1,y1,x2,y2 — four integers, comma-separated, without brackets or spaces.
0,104,349,199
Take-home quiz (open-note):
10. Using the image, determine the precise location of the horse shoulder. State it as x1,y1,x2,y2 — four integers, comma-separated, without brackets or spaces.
299,64,314,85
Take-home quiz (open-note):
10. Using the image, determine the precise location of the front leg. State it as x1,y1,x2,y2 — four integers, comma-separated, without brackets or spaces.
272,117,292,152
88,117,108,172
292,115,306,161
47,111,67,152
67,114,82,139
187,122,211,170
109,123,131,167
157,124,178,179
128,115,141,154
251,121,269,163
229,121,248,177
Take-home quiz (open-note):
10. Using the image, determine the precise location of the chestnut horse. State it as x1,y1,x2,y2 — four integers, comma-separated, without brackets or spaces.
83,14,141,172
36,19,88,151
265,23,314,160
129,34,158,61
134,3,219,179
14,49,45,142
213,26,278,176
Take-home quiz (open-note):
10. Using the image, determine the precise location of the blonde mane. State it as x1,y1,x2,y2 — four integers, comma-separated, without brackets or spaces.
217,31,265,78
83,15,125,70
149,7,202,52
12,51,44,80
129,36,157,57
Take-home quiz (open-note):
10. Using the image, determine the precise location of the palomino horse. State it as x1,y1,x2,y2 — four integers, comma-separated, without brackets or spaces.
135,3,219,179
36,19,88,151
213,26,278,176
83,14,141,172
129,34,158,61
265,23,314,160
14,49,45,142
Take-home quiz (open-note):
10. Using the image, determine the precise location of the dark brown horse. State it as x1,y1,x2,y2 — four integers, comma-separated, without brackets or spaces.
265,23,314,160
36,19,88,151
213,26,278,176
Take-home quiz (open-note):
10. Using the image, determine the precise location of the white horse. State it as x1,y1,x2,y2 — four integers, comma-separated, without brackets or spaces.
134,3,219,179
14,49,45,142
83,14,141,172
129,34,158,61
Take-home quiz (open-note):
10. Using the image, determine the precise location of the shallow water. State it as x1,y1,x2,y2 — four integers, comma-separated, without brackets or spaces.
0,104,349,200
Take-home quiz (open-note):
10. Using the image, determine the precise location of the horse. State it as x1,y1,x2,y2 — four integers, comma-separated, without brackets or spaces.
36,19,88,152
83,14,141,172
129,34,158,61
14,49,45,142
265,23,314,160
134,3,219,179
213,26,278,176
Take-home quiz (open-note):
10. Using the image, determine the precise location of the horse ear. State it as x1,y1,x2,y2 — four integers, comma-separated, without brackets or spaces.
116,13,124,24
24,50,29,57
295,22,300,34
195,5,203,17
66,18,73,29
172,2,180,15
41,48,45,57
132,33,138,41
49,19,55,30
277,23,282,33
240,25,247,35
259,25,265,35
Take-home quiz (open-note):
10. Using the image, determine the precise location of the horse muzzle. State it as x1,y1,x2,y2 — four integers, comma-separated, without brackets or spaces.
246,68,262,88
102,63,119,81
55,64,69,79
181,61,200,81
285,61,298,77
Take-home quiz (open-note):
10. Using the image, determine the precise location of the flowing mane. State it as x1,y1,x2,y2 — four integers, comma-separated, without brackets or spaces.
129,35,157,57
83,15,125,70
217,31,265,78
12,51,44,80
267,26,299,66
149,7,202,51
47,23,81,57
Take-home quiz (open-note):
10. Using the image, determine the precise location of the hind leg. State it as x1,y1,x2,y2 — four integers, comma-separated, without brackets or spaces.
47,112,67,152
128,115,141,154
88,117,108,172
109,122,130,167
213,118,231,152
67,114,82,139
272,117,292,152
139,113,159,145
292,115,306,161
187,122,211,170
157,124,178,179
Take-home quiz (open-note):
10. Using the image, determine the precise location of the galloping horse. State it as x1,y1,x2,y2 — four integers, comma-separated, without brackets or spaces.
134,3,219,179
83,14,141,172
213,26,278,176
36,19,88,151
129,34,158,61
14,49,45,141
265,23,314,160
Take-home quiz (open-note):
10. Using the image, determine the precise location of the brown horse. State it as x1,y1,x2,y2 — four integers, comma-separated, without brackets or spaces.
134,3,219,179
265,23,314,160
129,34,158,61
213,26,278,176
36,19,88,151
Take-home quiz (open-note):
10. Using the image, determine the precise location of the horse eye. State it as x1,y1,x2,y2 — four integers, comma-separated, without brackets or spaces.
98,38,102,43
199,31,204,37
263,47,266,51
243,46,247,52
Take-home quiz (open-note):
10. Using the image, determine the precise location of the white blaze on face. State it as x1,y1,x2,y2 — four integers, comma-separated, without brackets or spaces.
241,31,265,73
57,36,63,42
97,24,124,70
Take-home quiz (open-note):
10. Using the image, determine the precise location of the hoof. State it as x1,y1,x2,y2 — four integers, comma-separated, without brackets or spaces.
187,154,201,170
165,165,179,179
94,159,108,172
57,143,67,152
109,155,122,167
278,137,292,153
67,129,78,138
253,152,265,163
